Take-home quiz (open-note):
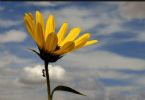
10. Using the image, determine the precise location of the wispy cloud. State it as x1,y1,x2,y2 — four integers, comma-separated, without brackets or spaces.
42,6,99,31
25,1,68,7
62,50,145,70
0,50,29,68
131,32,145,42
18,64,66,85
119,2,145,20
0,19,21,28
0,6,5,11
0,30,27,43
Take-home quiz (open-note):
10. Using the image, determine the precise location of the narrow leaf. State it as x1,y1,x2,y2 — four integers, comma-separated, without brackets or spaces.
52,85,86,98
27,48,40,57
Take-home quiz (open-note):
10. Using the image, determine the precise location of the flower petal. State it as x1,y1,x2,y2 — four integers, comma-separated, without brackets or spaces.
45,33,58,53
24,13,45,49
24,16,33,36
54,41,75,55
24,14,38,43
28,12,34,21
36,11,44,36
36,23,45,49
84,40,98,46
73,33,90,50
60,27,81,46
57,23,68,44
45,15,55,40
24,14,35,34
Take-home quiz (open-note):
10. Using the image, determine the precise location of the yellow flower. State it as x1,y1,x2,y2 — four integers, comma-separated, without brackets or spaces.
24,11,98,62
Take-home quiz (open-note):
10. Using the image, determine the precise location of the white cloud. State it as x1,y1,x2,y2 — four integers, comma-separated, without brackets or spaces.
62,50,145,70
106,85,140,97
96,69,135,80
97,21,122,35
94,12,125,35
0,51,29,68
26,2,56,6
42,6,103,32
25,2,68,7
119,2,145,20
107,92,132,100
0,30,27,43
119,32,145,43
19,64,66,85
135,92,145,100
0,19,20,27
135,32,145,42
131,75,145,87
49,65,66,80
0,6,4,11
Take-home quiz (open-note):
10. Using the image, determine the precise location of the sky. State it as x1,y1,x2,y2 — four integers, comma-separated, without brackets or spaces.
0,1,145,100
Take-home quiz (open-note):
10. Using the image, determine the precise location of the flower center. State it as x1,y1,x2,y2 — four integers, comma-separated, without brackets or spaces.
39,45,63,63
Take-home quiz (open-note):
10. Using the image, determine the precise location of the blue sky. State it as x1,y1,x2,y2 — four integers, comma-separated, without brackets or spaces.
0,1,145,100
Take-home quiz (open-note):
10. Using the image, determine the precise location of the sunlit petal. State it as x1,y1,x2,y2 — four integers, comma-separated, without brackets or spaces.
28,12,34,21
84,40,98,46
36,23,45,49
24,14,38,43
36,11,45,36
24,14,35,34
24,16,33,35
60,27,81,46
45,15,55,40
46,33,58,52
73,33,90,50
57,23,68,44
54,41,75,55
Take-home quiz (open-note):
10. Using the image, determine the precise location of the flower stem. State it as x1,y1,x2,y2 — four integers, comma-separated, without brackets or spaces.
44,61,52,100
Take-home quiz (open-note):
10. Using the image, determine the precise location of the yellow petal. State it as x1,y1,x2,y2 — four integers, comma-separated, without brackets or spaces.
24,17,33,35
25,13,37,35
24,14,34,33
28,12,34,21
36,23,45,49
45,33,58,53
73,33,90,50
54,41,75,55
24,14,43,48
84,40,98,46
57,23,68,44
24,15,37,42
35,11,44,35
60,27,81,46
45,15,55,40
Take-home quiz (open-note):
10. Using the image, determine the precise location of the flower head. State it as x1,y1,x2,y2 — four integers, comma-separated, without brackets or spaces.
24,11,98,62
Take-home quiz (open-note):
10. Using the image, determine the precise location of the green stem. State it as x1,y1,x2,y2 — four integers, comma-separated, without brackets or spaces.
44,61,52,100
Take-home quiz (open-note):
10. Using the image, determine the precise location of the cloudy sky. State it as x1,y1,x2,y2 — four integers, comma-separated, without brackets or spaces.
0,1,145,100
